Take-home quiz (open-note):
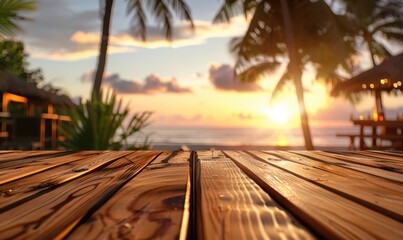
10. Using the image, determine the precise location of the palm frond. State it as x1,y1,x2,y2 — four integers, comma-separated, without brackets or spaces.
166,0,193,27
148,0,173,40
270,65,292,103
237,61,280,83
381,29,403,42
371,18,403,34
213,0,243,23
127,0,147,40
128,0,193,41
0,0,36,38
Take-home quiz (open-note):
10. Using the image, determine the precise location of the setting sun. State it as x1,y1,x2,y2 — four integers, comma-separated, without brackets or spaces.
267,103,292,125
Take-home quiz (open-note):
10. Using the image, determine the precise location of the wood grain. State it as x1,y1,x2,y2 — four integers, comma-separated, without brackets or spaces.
345,151,403,162
67,151,191,240
0,151,71,169
0,151,132,210
293,151,403,183
0,152,103,185
0,151,158,240
370,150,403,157
315,151,403,172
225,151,403,240
197,150,315,240
249,151,403,221
0,151,63,163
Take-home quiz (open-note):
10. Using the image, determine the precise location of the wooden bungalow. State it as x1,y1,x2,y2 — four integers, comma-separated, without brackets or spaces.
0,73,74,150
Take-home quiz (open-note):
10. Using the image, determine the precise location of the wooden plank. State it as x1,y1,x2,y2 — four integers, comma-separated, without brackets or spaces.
0,151,15,154
196,150,315,240
348,151,403,162
0,151,103,185
224,151,403,240
0,152,100,171
0,151,64,163
67,151,191,240
0,151,70,169
249,151,403,221
293,151,403,183
0,151,133,211
370,150,403,157
0,151,158,240
316,151,403,172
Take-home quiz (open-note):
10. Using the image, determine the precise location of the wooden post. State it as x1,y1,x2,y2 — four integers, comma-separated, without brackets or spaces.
52,117,57,149
40,117,45,150
27,103,35,116
372,126,377,148
359,126,365,150
47,105,53,114
2,93,6,133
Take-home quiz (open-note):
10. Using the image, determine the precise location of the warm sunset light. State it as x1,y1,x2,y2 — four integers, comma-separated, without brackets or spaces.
267,103,292,125
275,131,289,146
1,1,403,239
0,0,401,151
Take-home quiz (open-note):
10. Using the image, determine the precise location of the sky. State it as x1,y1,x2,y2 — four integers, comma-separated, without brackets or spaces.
17,0,403,129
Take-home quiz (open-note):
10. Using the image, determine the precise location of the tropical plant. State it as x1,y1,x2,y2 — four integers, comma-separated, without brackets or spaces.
59,90,152,150
92,0,194,99
214,0,355,150
0,0,36,38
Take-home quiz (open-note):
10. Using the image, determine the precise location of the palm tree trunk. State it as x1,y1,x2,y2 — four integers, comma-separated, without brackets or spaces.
92,0,114,100
280,0,314,150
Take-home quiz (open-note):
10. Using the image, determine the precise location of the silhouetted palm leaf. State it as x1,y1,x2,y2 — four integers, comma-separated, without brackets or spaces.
213,0,243,23
342,0,403,64
0,0,36,38
222,0,354,91
127,0,147,40
270,64,292,103
127,0,193,41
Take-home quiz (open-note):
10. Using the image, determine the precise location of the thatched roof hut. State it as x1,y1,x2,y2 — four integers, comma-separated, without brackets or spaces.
332,52,403,95
332,52,403,120
0,72,74,107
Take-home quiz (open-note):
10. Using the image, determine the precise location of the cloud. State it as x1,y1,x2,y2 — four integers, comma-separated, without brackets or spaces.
20,0,249,61
235,112,254,120
18,0,116,60
70,17,249,49
81,71,191,94
208,64,263,92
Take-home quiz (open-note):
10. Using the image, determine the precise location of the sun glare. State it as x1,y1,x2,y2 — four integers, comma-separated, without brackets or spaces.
267,103,291,125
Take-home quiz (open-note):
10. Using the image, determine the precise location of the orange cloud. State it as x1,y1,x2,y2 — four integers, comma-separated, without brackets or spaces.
29,16,248,60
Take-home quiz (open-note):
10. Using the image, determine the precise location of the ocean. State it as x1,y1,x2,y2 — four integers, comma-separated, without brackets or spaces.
130,126,363,150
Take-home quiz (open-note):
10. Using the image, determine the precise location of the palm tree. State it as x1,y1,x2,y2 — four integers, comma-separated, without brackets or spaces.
214,0,354,150
0,0,36,38
92,0,194,99
342,0,403,118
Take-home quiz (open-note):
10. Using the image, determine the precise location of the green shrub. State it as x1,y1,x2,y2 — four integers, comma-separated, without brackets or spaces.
59,90,151,150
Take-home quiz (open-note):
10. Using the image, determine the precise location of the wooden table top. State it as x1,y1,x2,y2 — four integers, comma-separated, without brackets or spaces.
0,150,402,239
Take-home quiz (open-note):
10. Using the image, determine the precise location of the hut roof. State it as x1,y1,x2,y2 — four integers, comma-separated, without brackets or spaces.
0,72,74,107
0,72,48,101
332,52,403,96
